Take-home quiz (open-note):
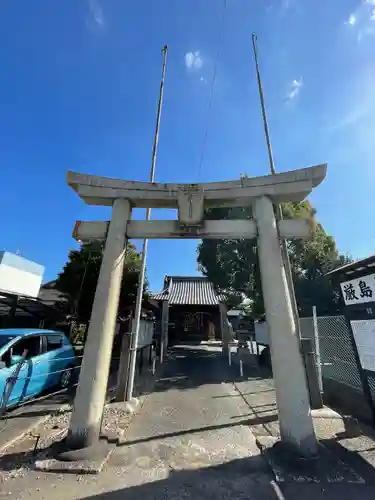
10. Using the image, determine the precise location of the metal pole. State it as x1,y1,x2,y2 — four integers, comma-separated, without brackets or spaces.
251,33,301,340
312,305,323,394
252,35,318,454
252,35,275,176
152,350,156,375
249,337,254,354
125,45,168,402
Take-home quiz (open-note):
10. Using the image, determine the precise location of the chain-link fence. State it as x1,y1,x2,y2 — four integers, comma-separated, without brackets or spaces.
300,315,375,422
300,315,362,390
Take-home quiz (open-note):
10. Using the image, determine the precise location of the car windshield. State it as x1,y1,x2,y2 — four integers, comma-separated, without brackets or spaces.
0,336,15,350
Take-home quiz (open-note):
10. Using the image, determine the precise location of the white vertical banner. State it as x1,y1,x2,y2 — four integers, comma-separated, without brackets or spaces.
350,320,375,372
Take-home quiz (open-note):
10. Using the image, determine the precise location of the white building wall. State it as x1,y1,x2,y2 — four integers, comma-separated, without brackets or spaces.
0,252,44,298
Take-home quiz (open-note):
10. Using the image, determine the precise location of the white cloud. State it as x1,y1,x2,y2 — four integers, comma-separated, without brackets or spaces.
185,51,203,70
329,106,368,132
286,77,303,101
87,0,104,28
347,13,357,25
345,1,375,38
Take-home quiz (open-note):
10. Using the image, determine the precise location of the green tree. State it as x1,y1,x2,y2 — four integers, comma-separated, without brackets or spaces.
55,241,147,322
197,201,352,317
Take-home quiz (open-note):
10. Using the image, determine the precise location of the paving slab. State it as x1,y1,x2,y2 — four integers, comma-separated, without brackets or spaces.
231,355,375,494
0,394,70,454
257,435,364,484
3,344,375,499
107,344,280,499
0,370,124,459
34,440,116,475
0,345,282,499
32,370,154,476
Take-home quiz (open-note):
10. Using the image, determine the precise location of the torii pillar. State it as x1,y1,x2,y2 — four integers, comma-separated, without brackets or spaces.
254,196,317,455
66,199,131,450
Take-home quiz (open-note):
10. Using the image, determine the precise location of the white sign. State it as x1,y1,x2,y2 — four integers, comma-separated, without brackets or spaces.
132,319,154,349
254,321,269,346
351,320,375,372
340,273,375,306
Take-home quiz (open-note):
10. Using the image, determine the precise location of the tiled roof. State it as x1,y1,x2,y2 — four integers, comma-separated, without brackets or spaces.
152,290,169,301
151,276,223,305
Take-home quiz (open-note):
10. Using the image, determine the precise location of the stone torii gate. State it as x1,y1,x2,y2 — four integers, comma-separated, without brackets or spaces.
65,163,327,457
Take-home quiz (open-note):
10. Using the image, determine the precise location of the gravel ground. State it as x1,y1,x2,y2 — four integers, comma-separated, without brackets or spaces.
0,346,279,500
0,405,71,484
0,365,156,488
5,346,375,500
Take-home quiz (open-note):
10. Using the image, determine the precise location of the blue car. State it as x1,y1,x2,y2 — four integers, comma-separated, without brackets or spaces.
0,329,78,409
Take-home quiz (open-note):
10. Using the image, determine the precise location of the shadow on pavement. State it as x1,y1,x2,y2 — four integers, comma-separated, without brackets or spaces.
2,396,72,420
66,453,375,500
136,344,270,398
212,390,275,399
1,389,74,421
322,437,375,485
118,413,278,448
2,406,71,420
76,455,281,500
0,413,278,474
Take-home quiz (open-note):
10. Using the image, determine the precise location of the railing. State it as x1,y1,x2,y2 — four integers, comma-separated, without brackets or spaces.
1,321,155,416
254,315,365,392
0,354,84,416
299,315,363,391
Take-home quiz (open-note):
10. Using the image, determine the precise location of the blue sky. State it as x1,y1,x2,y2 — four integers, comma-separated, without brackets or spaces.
1,0,375,292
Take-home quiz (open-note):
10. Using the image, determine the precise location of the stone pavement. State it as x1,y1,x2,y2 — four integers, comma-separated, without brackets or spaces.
3,344,375,499
0,344,281,499
231,350,375,499
0,370,120,457
0,392,71,454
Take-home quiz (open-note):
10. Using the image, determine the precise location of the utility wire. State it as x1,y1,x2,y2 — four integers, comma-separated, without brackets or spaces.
197,0,228,179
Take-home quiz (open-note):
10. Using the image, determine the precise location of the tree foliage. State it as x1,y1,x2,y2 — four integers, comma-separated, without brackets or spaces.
55,241,147,322
197,201,352,317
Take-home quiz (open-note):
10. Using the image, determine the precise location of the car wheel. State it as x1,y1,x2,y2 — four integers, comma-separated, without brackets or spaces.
59,368,73,389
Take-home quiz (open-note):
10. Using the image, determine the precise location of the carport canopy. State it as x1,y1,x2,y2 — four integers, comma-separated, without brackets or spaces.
0,291,66,321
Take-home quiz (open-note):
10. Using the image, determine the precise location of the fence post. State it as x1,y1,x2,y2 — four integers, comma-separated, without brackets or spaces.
160,339,164,364
312,306,323,395
249,336,254,354
301,337,323,409
152,348,156,375
115,333,131,402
